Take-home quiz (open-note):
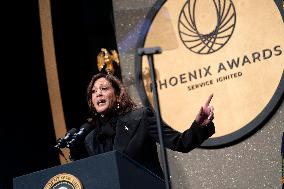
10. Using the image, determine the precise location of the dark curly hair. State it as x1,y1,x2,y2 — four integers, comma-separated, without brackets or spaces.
87,73,137,117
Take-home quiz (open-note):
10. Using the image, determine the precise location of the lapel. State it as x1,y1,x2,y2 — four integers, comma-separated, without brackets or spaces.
113,108,143,152
84,128,97,155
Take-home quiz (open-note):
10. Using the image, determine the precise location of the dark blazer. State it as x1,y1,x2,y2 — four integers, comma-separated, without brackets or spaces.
72,107,215,178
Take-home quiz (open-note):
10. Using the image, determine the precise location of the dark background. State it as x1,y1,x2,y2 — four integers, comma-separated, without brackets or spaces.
1,0,118,188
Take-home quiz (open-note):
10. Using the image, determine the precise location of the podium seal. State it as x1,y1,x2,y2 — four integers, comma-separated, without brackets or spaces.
44,173,83,189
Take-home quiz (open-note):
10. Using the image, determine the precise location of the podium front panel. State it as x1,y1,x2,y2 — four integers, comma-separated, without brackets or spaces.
13,151,165,189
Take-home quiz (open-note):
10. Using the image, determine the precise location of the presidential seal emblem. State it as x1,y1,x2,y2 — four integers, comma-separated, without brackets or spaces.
44,173,83,189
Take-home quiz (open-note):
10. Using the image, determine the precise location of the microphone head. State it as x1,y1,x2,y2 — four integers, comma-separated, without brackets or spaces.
64,128,77,139
79,123,93,132
54,128,78,149
67,123,93,148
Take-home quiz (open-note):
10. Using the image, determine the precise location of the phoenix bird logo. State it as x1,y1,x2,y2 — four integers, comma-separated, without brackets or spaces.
178,0,236,54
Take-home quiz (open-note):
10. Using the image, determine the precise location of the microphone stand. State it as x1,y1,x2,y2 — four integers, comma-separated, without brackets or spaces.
281,132,284,189
137,47,171,189
54,145,70,163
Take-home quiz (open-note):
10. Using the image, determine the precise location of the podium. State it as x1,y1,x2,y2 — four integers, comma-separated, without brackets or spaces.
13,151,165,189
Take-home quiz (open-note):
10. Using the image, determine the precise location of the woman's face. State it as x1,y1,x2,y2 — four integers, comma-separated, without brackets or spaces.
92,77,117,114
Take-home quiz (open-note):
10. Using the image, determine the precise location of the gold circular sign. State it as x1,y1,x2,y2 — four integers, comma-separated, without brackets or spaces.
44,173,83,189
135,0,284,147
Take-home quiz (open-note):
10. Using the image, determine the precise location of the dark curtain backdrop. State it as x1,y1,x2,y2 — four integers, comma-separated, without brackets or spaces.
1,0,118,188
51,0,119,130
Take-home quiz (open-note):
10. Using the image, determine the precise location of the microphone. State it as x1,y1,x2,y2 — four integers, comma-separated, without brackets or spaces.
67,123,93,148
54,128,78,149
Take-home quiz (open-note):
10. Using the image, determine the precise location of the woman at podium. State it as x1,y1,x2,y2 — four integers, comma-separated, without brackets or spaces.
69,73,215,178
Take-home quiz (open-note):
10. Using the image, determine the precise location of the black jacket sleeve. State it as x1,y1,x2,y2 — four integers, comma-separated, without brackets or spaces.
144,107,215,152
68,136,89,161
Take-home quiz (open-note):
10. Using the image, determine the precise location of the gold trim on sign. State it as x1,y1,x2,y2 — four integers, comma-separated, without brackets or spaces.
38,0,69,164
